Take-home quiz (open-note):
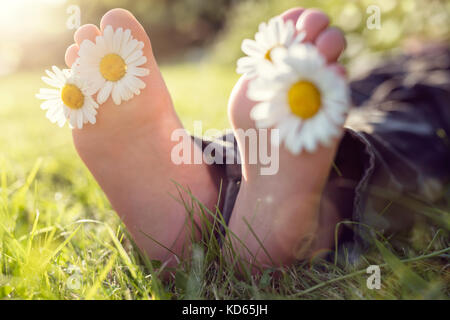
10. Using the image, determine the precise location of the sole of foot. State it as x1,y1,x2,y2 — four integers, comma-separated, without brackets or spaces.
65,8,221,267
227,8,348,269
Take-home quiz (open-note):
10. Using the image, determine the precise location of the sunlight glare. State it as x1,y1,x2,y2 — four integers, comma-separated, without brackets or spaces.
0,0,67,36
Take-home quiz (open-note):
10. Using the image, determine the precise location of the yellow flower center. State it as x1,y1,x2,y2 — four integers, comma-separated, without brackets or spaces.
99,53,127,81
61,84,84,109
287,81,321,119
264,45,283,62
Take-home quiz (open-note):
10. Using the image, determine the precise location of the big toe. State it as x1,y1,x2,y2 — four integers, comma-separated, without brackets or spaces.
100,8,153,62
68,8,172,133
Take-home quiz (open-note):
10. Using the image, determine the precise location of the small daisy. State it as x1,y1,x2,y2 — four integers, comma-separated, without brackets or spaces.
75,25,150,105
36,66,99,129
248,44,350,154
236,16,305,77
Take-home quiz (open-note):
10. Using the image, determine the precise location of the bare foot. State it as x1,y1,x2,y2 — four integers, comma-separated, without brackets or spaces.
65,9,220,266
227,8,348,268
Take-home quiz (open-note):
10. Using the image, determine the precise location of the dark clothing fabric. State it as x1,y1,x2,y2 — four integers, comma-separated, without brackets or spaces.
198,45,450,261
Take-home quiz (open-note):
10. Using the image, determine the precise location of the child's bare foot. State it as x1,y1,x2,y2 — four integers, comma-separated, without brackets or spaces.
65,9,220,266
228,8,348,268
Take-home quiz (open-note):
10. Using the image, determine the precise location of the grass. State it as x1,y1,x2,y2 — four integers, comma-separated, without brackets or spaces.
0,65,449,300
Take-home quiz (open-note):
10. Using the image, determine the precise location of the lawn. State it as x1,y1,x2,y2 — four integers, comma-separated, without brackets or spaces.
0,64,448,300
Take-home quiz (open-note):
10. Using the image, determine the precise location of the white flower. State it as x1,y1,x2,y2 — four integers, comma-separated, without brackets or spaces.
36,66,99,129
75,25,150,105
237,17,305,78
248,44,350,154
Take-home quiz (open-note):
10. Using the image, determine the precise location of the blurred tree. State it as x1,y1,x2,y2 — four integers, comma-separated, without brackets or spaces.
11,0,450,71
75,0,236,60
211,0,450,75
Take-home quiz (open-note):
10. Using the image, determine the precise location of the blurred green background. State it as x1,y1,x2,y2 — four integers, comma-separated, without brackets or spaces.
0,0,449,299
1,0,449,182
1,0,449,153
2,0,449,71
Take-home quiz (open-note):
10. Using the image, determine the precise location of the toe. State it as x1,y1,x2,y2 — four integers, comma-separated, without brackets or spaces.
280,7,305,24
296,9,330,42
99,8,153,84
230,7,306,131
74,24,101,46
65,43,79,68
328,63,347,79
315,27,346,63
100,8,153,58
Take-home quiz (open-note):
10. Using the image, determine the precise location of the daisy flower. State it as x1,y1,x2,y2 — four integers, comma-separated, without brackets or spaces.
236,16,305,77
36,66,99,129
75,25,150,105
247,44,350,154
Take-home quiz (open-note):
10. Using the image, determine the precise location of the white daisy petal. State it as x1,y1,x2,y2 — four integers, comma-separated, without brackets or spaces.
119,29,132,55
95,35,108,54
68,113,76,128
128,67,149,77
270,46,289,64
302,122,318,153
46,105,60,121
241,39,264,56
125,50,144,64
290,127,304,154
254,31,265,44
57,116,66,127
121,81,133,101
123,77,138,96
129,76,146,90
40,99,59,110
52,66,66,83
103,25,115,51
272,19,281,45
51,109,65,126
113,27,123,53
136,41,144,51
86,96,99,110
41,76,62,88
36,92,58,100
63,105,71,118
89,75,107,93
265,19,276,45
44,69,56,79
258,21,268,34
256,112,288,129
111,83,121,105
250,102,272,121
315,113,339,145
82,84,99,97
39,88,60,95
120,39,139,59
284,118,301,151
323,99,347,125
86,110,96,124
236,56,255,73
78,39,96,57
280,20,294,45
119,79,134,101
275,116,295,145
247,78,282,101
62,69,72,78
76,110,83,129
293,31,306,44
97,81,113,104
